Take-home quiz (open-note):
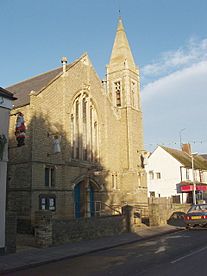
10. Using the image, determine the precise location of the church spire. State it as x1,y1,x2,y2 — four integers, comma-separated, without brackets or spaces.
108,17,136,70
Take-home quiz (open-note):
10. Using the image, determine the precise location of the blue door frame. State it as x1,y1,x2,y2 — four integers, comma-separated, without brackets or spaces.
74,181,95,218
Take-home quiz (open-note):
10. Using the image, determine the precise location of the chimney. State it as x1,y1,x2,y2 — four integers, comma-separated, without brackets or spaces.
61,56,67,73
182,143,191,155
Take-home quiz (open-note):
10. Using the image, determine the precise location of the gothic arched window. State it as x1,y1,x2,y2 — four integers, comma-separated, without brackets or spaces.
70,93,99,162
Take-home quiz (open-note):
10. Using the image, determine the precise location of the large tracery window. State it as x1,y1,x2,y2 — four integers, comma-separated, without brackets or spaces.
71,93,99,162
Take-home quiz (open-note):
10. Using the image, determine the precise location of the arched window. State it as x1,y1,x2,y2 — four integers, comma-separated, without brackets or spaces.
70,93,99,162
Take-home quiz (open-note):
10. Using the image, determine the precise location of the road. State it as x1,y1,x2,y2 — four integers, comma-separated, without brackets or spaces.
7,229,207,276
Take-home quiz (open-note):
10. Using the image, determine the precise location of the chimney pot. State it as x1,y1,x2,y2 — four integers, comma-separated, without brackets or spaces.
182,143,191,155
61,57,68,73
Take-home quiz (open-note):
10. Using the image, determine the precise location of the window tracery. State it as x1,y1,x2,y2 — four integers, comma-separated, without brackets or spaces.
71,93,99,162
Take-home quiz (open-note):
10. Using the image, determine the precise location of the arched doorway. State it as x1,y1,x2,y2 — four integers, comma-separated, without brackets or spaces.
74,180,96,218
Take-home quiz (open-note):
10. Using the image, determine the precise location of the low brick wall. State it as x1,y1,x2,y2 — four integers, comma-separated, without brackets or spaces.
52,215,126,245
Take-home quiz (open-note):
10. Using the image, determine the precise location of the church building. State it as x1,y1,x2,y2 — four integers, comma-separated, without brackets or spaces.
7,18,148,231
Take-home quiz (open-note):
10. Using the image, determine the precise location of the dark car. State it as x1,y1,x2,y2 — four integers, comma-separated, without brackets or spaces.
184,204,207,229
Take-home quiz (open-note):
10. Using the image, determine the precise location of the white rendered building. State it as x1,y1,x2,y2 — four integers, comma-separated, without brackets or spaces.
146,145,207,203
0,87,16,254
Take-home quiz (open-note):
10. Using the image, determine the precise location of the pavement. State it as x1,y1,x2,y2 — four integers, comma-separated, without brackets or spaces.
0,224,185,275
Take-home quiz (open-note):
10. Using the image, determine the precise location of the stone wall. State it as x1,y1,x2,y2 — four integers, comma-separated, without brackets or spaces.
34,205,136,247
5,212,17,254
52,215,126,245
148,197,190,226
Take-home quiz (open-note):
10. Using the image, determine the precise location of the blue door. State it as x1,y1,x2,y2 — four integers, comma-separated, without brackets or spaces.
74,183,81,218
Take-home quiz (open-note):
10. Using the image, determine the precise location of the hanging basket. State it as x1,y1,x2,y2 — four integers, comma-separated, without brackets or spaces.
0,134,7,160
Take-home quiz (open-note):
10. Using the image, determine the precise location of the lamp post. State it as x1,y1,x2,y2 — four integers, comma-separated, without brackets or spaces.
184,150,198,205
191,154,196,205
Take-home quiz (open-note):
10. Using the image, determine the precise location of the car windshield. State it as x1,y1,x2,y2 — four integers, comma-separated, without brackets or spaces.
188,204,207,212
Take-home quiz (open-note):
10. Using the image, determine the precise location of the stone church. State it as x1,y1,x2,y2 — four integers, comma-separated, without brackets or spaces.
7,18,148,231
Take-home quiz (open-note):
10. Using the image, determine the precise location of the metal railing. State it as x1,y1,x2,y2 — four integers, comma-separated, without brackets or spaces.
86,201,122,217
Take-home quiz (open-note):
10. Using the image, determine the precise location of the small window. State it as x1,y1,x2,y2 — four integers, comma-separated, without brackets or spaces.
186,169,190,180
114,81,121,107
172,195,180,203
149,191,155,197
39,195,56,211
156,172,161,179
112,173,119,189
45,167,55,187
149,171,154,180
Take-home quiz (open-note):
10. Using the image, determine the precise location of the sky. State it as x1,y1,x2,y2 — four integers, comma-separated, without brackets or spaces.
1,0,207,153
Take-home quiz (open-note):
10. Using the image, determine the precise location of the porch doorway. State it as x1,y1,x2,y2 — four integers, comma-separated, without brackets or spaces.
74,180,95,218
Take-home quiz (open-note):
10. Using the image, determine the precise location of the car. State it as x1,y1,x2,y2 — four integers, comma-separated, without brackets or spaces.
184,204,207,229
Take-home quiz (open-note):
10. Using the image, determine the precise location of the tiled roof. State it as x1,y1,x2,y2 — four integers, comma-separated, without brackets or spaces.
161,146,207,170
6,59,80,108
0,87,16,100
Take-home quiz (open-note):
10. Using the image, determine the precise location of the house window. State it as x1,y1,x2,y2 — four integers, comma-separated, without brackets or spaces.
39,195,56,211
186,169,190,180
172,195,180,203
114,81,121,107
45,167,55,187
149,171,154,180
156,172,161,179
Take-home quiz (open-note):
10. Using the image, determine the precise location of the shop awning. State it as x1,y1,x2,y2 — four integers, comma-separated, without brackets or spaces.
179,181,207,192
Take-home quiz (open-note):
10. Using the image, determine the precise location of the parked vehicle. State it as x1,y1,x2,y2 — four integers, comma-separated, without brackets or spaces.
184,204,207,229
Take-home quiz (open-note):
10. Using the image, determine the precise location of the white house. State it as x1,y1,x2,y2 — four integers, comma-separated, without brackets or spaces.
146,144,207,204
0,87,16,255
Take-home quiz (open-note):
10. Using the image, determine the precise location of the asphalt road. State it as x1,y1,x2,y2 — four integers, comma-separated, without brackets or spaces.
8,229,207,276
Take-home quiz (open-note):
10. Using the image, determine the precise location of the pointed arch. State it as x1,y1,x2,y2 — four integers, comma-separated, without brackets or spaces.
70,92,99,162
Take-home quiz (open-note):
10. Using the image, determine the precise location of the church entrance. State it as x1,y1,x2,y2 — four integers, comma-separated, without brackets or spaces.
74,180,95,218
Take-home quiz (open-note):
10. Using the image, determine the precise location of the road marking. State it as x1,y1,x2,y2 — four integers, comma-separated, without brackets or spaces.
171,245,207,264
155,246,166,254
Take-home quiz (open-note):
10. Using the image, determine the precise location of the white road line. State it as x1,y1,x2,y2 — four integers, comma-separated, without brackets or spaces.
171,245,207,264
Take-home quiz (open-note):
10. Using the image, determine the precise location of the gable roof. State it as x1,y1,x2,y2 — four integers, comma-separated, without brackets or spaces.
161,146,207,170
6,58,81,108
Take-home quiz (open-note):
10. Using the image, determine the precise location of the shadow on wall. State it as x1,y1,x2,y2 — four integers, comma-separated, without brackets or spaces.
7,111,111,232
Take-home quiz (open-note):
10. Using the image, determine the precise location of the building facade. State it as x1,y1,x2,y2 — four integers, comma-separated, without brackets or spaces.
7,18,148,231
0,87,16,254
146,145,207,203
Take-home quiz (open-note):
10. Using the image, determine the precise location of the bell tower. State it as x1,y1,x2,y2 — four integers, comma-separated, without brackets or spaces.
106,17,145,170
106,17,141,111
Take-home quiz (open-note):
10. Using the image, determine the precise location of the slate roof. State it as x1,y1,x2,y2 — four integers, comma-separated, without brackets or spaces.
0,87,16,100
161,146,207,170
6,58,80,108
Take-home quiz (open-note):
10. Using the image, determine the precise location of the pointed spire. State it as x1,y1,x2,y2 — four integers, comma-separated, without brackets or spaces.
108,17,136,70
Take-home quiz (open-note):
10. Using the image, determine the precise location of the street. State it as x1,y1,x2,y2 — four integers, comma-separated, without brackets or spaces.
7,229,207,276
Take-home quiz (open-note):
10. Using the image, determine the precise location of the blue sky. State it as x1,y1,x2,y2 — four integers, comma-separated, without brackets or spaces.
1,0,207,153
